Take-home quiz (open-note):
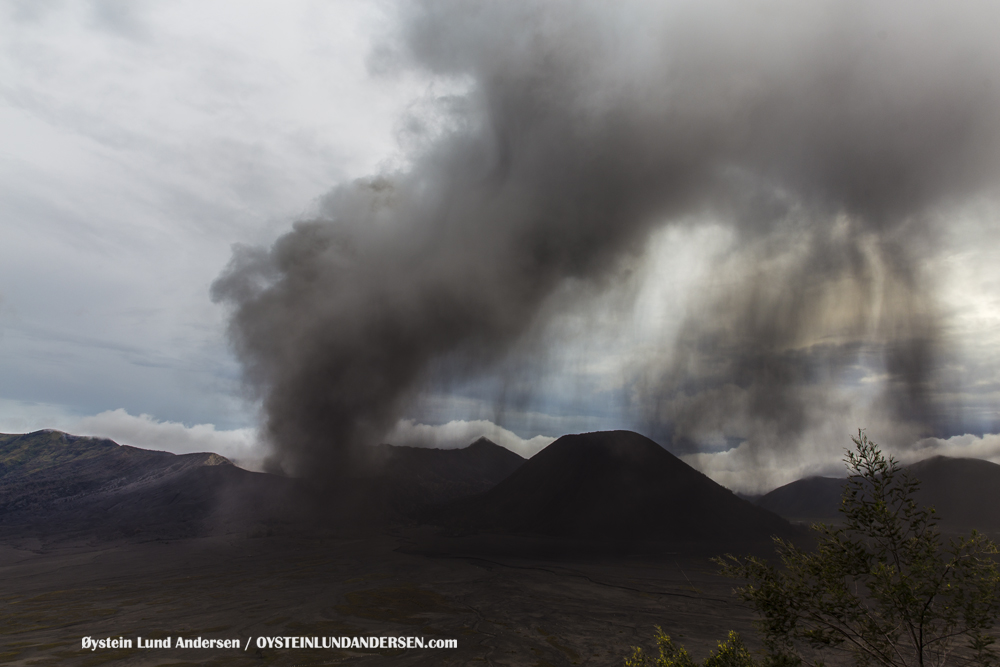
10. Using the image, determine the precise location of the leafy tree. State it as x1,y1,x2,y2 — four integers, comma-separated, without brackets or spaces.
718,430,1000,667
626,629,757,667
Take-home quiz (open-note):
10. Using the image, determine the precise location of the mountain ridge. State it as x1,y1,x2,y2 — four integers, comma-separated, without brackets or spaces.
0,430,529,541
756,455,1000,529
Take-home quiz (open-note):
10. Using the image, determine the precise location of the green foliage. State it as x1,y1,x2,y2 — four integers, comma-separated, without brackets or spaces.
704,631,758,667
718,430,1000,667
626,629,756,667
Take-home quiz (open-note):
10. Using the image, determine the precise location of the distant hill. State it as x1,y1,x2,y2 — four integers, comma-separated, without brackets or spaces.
0,430,230,511
756,455,1000,530
362,437,524,512
437,430,796,548
755,476,846,521
0,430,303,540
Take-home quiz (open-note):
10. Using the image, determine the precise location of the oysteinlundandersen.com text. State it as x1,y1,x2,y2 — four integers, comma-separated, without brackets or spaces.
81,635,457,651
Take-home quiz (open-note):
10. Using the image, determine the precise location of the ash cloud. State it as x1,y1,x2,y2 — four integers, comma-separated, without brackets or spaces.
213,0,1000,476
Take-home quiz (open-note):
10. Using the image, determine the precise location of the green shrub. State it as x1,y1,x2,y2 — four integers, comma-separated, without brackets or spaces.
626,629,756,667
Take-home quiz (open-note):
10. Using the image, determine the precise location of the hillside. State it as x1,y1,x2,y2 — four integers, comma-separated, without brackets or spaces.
362,437,524,511
0,430,302,540
755,476,846,521
756,455,1000,530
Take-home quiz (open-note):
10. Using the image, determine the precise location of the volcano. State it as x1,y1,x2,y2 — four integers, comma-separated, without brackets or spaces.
440,430,795,546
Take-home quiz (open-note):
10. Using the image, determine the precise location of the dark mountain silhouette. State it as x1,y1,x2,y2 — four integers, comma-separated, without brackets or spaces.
905,456,1000,529
756,455,1000,530
362,437,524,513
437,430,796,547
755,476,847,521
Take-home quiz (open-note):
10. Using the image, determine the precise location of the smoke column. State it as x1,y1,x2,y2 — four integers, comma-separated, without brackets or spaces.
213,0,1000,476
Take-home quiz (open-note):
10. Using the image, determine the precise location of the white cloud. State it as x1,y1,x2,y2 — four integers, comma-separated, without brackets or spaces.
73,408,266,470
384,418,555,458
0,399,551,466
902,433,1000,466
683,441,846,497
686,426,1000,495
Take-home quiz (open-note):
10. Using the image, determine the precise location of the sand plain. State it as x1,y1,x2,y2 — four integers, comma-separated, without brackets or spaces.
0,528,771,667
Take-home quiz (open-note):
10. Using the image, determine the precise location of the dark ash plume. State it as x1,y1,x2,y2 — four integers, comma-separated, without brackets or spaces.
213,0,1000,476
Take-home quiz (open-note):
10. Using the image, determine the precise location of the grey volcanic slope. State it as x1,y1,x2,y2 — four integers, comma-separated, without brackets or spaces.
441,430,795,545
364,437,524,511
0,430,302,540
0,430,228,509
757,456,1000,530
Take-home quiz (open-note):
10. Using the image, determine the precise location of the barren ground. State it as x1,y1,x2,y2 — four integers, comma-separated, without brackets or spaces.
1,529,775,667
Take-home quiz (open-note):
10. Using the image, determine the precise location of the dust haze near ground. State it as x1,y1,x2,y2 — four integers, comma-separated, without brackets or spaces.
212,0,1000,476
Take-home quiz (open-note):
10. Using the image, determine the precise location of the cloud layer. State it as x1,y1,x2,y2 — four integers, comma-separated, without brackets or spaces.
74,409,264,469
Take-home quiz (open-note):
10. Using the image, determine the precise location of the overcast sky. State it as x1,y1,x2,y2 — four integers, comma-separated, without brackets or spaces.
1,1,406,436
3,1,1000,492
